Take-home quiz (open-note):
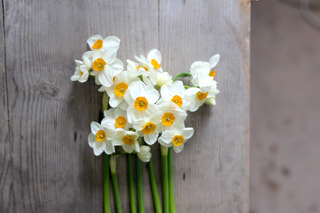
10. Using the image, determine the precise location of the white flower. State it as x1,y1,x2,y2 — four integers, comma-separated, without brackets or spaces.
70,55,91,83
158,81,188,110
205,96,217,105
184,87,219,112
99,71,139,110
127,49,163,85
87,35,121,52
133,111,161,145
88,121,116,156
190,54,219,92
90,50,123,87
156,72,173,87
124,81,160,124
113,130,140,153
137,145,152,162
158,123,194,153
101,108,132,130
157,101,187,130
147,49,163,72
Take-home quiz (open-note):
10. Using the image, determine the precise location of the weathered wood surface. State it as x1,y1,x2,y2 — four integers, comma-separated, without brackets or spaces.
0,0,250,212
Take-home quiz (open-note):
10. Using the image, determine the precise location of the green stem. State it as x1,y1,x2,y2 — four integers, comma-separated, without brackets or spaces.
136,156,145,213
128,154,137,213
110,156,122,213
104,154,111,213
173,72,192,82
168,148,176,213
102,92,109,111
103,93,110,213
161,146,169,213
148,157,163,213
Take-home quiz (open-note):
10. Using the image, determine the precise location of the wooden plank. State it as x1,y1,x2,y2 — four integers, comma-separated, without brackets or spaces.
2,0,249,212
0,0,13,212
159,0,250,212
2,0,158,212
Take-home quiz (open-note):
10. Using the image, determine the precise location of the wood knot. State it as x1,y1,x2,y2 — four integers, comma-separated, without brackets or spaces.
39,82,59,98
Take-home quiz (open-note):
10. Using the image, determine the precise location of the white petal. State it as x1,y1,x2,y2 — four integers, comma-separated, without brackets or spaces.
91,122,101,134
144,132,158,145
183,128,194,140
88,133,96,147
190,61,210,74
209,54,220,68
173,144,184,153
87,34,104,50
123,144,134,153
103,36,121,50
93,141,106,156
104,141,115,154
70,74,79,81
147,49,162,64
98,69,113,87
79,73,89,83
109,97,121,108
109,58,124,73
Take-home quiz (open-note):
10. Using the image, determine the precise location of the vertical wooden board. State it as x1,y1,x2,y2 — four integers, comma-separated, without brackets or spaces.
159,0,250,212
3,0,158,212
0,0,13,212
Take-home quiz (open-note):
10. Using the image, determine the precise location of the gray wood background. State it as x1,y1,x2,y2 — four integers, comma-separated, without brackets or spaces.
0,0,250,212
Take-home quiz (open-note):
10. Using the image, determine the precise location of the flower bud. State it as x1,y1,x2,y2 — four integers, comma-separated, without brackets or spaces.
156,72,173,87
205,96,216,105
137,145,152,162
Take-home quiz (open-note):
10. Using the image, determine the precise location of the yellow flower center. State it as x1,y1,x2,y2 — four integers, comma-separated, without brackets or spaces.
122,135,135,145
134,97,148,111
209,70,216,80
137,66,148,71
115,116,126,128
114,82,128,97
80,71,84,76
172,135,184,147
161,112,175,126
171,95,183,107
95,130,107,142
93,58,106,71
197,91,208,101
151,59,161,69
142,122,156,135
92,39,103,49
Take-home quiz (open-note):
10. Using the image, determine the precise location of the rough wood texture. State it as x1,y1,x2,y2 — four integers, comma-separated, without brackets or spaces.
0,0,11,212
0,0,250,212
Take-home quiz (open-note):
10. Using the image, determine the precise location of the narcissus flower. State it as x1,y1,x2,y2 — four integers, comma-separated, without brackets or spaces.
190,54,220,92
90,50,123,87
158,123,194,153
184,87,219,112
124,81,160,124
137,145,152,162
158,81,188,110
101,108,131,130
70,55,91,83
88,121,116,155
87,35,121,52
127,49,163,86
99,71,139,110
157,101,187,130
113,130,140,153
133,111,161,145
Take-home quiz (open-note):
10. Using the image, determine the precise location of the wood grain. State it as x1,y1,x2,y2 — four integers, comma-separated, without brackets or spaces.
0,0,13,212
0,0,249,212
159,1,250,212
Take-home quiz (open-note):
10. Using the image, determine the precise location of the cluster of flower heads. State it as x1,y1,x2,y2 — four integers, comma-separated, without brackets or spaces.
71,35,220,162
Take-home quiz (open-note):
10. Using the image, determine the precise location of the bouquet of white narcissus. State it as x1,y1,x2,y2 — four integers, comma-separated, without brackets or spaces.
71,35,220,213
